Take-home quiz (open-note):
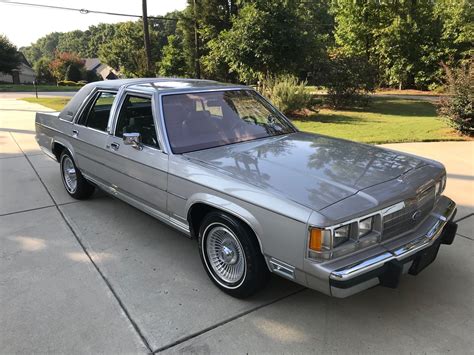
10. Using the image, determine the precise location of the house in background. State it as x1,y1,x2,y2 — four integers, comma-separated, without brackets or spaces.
0,53,35,84
84,58,119,80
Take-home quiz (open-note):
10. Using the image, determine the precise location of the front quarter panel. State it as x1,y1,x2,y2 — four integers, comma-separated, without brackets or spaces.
167,155,312,270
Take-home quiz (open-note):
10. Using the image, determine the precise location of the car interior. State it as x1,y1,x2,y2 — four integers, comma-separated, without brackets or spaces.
115,95,159,148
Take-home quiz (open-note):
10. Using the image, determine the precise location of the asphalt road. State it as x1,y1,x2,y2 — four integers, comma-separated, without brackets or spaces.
1,97,473,354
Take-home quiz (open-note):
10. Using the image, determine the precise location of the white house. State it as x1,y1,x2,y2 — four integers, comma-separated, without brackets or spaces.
0,53,35,84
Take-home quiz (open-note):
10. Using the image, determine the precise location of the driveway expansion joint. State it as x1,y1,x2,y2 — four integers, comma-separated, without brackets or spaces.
0,204,55,217
9,132,153,353
457,233,474,241
153,287,306,353
454,213,473,223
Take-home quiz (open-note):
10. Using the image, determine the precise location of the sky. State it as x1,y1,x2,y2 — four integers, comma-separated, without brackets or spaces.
0,0,187,48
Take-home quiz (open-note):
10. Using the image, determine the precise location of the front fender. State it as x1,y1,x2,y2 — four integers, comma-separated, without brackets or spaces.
185,193,265,253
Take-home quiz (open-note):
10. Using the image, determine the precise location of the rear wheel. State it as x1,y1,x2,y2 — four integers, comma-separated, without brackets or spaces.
198,211,270,298
60,151,95,200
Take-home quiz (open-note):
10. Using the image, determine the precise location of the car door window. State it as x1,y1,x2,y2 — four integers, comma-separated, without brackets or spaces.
115,95,159,148
78,91,116,131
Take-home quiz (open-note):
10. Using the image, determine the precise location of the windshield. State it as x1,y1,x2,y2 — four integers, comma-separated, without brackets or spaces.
162,90,296,153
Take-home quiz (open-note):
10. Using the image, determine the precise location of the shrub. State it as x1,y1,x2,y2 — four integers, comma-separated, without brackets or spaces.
85,70,100,83
438,60,473,135
57,80,83,87
260,74,312,114
65,64,83,82
324,52,376,109
49,52,85,83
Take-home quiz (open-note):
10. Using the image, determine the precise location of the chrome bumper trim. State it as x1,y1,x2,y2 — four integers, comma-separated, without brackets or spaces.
330,198,456,282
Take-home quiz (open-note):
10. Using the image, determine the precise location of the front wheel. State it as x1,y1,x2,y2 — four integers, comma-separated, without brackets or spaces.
198,211,270,298
60,151,95,200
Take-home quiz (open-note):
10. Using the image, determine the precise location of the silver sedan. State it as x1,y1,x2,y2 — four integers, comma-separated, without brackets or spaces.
35,78,458,298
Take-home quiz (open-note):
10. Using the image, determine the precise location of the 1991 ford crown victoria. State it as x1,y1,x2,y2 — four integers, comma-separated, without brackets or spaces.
35,78,458,298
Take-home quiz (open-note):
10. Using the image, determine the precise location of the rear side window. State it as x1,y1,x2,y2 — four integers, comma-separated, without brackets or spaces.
115,95,159,148
78,91,116,131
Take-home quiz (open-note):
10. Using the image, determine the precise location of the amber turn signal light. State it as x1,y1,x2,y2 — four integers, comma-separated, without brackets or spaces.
309,228,323,251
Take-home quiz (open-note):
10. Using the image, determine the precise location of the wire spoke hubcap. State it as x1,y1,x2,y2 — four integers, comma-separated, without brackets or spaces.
206,225,246,284
62,156,77,193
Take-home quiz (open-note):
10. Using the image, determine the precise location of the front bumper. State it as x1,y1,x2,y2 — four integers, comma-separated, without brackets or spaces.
304,196,457,298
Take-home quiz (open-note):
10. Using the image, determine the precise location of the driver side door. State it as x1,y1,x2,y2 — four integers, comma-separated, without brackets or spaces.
104,92,168,214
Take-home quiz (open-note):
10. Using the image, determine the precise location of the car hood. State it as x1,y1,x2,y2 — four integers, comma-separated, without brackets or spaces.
184,132,428,211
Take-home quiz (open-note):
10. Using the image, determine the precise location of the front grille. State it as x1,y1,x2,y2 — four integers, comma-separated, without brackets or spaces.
382,186,436,240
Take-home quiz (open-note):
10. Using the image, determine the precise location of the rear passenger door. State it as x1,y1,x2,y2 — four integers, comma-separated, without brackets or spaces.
104,92,168,213
72,90,117,183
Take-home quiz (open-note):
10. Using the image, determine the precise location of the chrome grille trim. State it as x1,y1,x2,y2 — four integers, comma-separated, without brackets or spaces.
382,186,436,240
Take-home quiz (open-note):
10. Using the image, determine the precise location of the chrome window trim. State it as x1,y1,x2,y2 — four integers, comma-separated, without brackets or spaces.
108,90,164,152
73,89,118,134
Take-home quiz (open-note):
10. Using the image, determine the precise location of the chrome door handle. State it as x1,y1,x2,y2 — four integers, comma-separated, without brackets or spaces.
110,142,120,151
72,129,79,138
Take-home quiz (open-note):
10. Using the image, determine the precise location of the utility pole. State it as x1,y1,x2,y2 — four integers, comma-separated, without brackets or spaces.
142,0,153,76
193,0,201,78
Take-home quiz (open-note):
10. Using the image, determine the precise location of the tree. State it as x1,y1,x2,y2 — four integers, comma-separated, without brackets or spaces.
330,0,471,89
0,35,21,75
324,50,376,108
435,0,473,62
204,1,319,83
34,57,54,83
98,21,160,77
56,30,89,56
49,52,85,82
21,32,61,65
172,0,240,79
158,34,187,77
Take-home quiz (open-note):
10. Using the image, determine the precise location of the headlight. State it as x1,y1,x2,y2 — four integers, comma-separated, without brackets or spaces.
358,216,373,237
435,175,447,196
308,224,353,252
308,212,384,261
333,225,350,247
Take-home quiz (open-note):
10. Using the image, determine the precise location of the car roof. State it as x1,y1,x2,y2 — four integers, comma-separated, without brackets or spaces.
88,77,247,94
58,78,249,121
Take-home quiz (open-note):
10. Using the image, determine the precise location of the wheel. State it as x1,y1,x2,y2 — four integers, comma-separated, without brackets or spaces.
60,150,95,200
198,211,270,298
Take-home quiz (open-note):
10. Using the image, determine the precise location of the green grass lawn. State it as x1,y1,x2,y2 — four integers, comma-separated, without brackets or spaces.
22,97,72,111
291,97,462,144
0,84,80,92
22,96,464,144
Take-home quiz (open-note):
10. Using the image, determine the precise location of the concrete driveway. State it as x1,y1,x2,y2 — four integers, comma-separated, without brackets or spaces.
1,98,473,354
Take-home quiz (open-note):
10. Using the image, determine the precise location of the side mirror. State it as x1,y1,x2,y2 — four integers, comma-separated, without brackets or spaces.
123,132,143,150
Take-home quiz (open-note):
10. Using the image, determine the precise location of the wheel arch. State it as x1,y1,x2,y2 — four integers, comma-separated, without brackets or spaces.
186,194,265,255
51,138,75,162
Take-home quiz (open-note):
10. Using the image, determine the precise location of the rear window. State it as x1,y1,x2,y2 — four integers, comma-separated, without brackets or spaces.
77,91,116,131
